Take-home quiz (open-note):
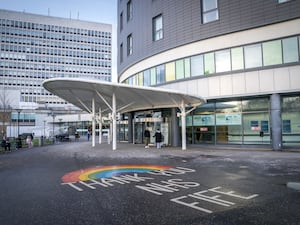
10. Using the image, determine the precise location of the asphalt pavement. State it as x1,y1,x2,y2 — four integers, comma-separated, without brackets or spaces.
0,140,300,225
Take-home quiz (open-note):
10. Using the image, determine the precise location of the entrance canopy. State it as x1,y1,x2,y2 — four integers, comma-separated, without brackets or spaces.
43,78,206,150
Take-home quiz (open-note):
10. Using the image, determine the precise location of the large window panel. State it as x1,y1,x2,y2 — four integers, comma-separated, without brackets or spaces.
165,62,175,82
191,55,204,76
138,72,143,86
244,44,262,68
175,59,184,80
156,65,165,84
215,49,231,73
204,52,215,75
282,37,299,63
143,69,150,87
184,58,191,78
150,68,156,85
263,40,282,66
231,47,244,70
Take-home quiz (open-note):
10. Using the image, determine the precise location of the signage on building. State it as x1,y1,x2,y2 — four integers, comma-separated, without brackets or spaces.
216,113,241,125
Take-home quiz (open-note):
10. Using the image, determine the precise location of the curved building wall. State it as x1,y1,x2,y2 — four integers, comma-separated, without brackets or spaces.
118,0,300,78
117,0,300,148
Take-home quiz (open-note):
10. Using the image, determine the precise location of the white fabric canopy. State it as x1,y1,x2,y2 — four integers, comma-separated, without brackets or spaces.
43,78,205,114
43,78,206,150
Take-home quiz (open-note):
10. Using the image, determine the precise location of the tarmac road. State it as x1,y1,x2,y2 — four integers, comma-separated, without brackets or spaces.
0,141,300,225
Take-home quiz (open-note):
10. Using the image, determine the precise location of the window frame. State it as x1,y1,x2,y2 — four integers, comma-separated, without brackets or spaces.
127,34,133,56
152,14,163,42
201,0,219,24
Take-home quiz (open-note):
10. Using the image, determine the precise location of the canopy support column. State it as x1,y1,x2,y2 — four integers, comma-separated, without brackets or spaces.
92,97,96,147
98,108,102,144
112,92,117,150
180,100,187,150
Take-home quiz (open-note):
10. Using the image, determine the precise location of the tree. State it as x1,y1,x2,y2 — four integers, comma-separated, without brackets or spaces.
0,87,12,138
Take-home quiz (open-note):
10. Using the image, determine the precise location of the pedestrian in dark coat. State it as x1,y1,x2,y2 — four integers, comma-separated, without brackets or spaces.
153,128,162,149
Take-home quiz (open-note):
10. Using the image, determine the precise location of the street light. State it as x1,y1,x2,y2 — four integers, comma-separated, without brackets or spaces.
16,109,22,137
43,120,46,137
51,112,56,143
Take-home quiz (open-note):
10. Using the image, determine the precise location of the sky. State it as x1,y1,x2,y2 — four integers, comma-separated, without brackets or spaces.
0,0,118,81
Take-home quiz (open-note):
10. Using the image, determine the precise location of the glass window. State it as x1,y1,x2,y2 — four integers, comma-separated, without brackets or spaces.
166,62,175,82
120,43,123,63
202,0,219,23
231,47,244,70
153,14,163,41
127,0,133,22
120,12,123,31
263,40,282,66
244,44,262,68
184,58,191,78
282,96,300,146
156,65,165,84
204,52,215,74
127,34,132,56
138,72,143,86
175,59,184,80
282,37,299,63
143,69,150,86
278,0,291,3
215,49,231,73
242,98,269,112
150,68,156,85
191,55,204,76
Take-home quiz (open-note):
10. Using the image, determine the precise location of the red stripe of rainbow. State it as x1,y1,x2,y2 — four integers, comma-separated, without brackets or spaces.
62,165,172,183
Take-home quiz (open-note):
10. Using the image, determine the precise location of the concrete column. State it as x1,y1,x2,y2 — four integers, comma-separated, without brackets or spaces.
171,108,180,147
270,94,282,150
127,112,133,143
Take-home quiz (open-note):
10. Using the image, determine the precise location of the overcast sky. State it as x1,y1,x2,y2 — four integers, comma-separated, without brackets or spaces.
0,0,118,81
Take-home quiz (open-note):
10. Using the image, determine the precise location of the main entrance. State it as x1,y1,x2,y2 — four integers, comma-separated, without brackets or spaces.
133,110,170,146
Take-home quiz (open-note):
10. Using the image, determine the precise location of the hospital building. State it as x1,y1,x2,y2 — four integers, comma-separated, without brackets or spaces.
117,0,300,149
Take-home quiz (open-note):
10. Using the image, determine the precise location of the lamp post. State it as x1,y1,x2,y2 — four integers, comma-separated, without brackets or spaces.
51,112,56,143
43,120,46,137
16,109,22,137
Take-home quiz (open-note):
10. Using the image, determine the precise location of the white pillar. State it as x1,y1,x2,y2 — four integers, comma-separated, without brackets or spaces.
99,108,102,144
92,98,96,147
181,100,187,150
112,92,117,150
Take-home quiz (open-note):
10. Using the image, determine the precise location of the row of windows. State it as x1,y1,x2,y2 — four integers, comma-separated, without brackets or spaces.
0,48,111,60
124,35,300,86
2,71,111,81
119,0,293,65
2,74,111,87
1,36,111,53
0,19,111,38
1,61,111,72
0,53,110,66
1,28,111,45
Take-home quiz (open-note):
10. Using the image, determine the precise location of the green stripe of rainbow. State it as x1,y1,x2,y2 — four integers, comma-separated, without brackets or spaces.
62,165,172,183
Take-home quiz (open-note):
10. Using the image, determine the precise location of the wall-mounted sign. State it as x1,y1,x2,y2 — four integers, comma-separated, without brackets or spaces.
216,113,241,125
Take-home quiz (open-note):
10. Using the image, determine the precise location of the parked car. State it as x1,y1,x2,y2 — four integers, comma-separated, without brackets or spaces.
55,133,69,141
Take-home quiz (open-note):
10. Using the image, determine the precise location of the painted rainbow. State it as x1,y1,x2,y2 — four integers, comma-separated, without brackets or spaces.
62,164,172,183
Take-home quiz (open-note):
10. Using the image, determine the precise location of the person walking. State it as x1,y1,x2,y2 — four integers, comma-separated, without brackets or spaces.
153,128,162,149
144,128,150,148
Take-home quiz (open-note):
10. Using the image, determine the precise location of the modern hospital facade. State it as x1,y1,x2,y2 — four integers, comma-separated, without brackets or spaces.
117,0,300,149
